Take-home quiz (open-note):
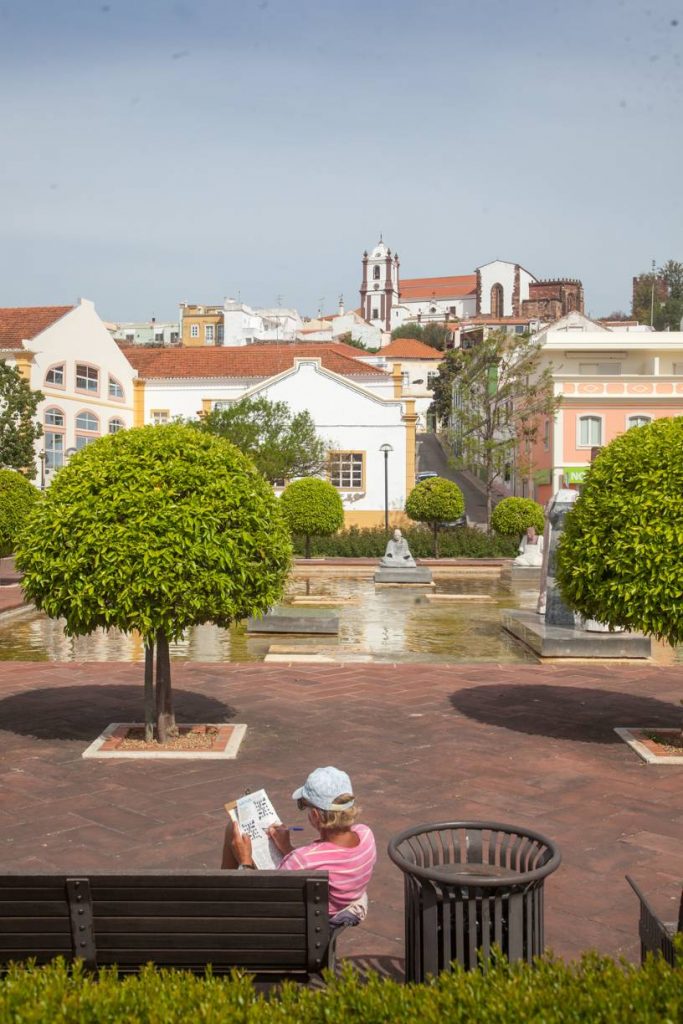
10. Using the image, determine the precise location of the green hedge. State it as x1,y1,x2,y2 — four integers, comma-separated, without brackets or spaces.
0,469,39,557
292,525,517,558
1,953,682,1023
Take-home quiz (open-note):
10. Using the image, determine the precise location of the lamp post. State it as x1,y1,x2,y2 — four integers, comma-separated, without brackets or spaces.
379,443,393,533
38,450,46,491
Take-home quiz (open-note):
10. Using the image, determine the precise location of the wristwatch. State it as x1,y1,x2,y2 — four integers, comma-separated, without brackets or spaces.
238,863,255,870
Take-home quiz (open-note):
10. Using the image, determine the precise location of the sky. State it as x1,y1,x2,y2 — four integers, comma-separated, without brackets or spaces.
0,0,681,322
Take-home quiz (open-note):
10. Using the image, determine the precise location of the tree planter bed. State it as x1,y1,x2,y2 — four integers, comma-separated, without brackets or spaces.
82,722,247,760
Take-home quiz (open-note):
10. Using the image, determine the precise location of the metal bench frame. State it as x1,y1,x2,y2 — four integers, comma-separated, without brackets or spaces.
0,870,343,982
626,875,683,967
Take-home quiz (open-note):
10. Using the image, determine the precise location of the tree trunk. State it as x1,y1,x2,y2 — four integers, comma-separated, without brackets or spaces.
486,485,493,534
144,642,155,742
432,523,439,558
305,534,311,559
155,630,177,744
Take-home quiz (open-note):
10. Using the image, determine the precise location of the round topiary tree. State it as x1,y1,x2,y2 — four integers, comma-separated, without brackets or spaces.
15,424,292,742
0,469,39,557
405,476,465,557
279,477,344,558
557,417,683,736
491,497,545,540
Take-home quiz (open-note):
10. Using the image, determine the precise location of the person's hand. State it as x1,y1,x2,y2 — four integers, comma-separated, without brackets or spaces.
267,824,294,855
231,822,253,866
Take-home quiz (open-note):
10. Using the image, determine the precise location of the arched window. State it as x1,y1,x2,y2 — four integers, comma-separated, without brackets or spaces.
75,410,100,450
44,407,64,428
578,415,602,447
490,283,504,318
108,375,124,400
108,417,125,434
45,363,65,387
627,414,651,429
373,265,381,280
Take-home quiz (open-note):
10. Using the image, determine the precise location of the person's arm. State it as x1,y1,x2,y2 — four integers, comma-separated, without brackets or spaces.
231,821,255,868
267,824,294,856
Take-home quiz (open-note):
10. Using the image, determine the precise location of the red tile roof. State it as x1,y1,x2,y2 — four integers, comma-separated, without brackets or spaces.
120,343,388,380
0,306,74,349
399,275,477,301
380,338,443,359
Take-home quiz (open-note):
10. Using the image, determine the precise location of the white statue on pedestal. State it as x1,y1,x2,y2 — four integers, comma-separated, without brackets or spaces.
380,528,417,568
514,526,544,568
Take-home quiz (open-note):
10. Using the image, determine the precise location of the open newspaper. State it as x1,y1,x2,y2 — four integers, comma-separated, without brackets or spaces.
225,788,284,869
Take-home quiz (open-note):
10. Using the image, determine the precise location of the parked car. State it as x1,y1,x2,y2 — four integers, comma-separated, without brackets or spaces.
416,470,438,482
440,514,468,529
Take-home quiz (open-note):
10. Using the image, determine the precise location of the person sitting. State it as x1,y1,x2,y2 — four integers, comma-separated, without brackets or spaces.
380,528,416,568
222,766,376,925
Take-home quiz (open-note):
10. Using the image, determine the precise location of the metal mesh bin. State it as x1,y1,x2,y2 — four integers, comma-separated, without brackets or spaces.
388,820,561,981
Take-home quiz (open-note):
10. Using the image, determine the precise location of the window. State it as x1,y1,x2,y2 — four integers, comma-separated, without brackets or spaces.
76,364,99,392
490,283,504,318
578,415,602,447
429,306,437,314
373,265,381,280
152,410,170,425
75,434,97,450
627,415,651,429
449,306,456,315
205,324,214,342
108,375,124,400
154,332,164,343
217,324,224,345
579,362,621,375
45,363,65,386
45,431,64,470
44,407,64,427
401,371,410,387
108,417,125,434
76,411,99,432
212,400,233,411
427,371,438,388
170,331,179,344
190,324,199,338
372,307,379,320
329,451,364,490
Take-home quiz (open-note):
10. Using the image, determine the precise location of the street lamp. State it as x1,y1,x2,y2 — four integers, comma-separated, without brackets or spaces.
38,450,46,491
379,443,393,533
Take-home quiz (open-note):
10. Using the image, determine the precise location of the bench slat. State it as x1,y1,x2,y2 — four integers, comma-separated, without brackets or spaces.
94,934,306,951
95,950,307,966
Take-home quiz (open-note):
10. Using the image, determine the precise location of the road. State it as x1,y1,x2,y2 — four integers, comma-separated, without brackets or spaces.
416,432,488,524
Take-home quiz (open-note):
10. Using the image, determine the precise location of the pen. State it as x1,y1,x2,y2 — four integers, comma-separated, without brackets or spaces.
287,826,305,831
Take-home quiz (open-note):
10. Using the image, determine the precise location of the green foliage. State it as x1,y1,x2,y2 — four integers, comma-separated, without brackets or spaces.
196,396,327,483
280,478,344,557
1,951,682,1023
0,469,39,556
632,259,683,331
491,497,545,538
406,477,465,525
391,322,448,350
15,424,292,643
292,524,516,558
557,416,683,645
428,350,463,422
0,362,43,479
405,478,466,557
392,323,424,341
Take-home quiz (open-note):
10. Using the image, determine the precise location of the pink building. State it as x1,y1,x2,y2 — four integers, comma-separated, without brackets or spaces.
524,312,683,504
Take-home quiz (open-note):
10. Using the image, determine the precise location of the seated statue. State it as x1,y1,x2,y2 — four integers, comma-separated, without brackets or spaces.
380,528,416,568
514,526,544,568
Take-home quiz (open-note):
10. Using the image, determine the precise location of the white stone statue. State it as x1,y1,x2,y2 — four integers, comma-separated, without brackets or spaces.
380,528,416,568
514,526,544,568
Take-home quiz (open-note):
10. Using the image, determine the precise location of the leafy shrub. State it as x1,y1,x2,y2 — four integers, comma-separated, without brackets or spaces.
292,525,516,559
405,477,466,556
557,417,683,645
0,469,38,557
491,497,545,538
280,478,344,557
1,952,682,1023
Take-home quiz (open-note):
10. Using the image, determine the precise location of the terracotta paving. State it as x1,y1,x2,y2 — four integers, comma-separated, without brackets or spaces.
0,660,682,971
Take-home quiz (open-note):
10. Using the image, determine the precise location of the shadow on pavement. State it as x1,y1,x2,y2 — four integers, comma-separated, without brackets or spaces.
0,684,236,740
449,684,682,743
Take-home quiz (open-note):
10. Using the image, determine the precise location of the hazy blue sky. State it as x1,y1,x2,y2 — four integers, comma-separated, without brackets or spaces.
1,0,681,321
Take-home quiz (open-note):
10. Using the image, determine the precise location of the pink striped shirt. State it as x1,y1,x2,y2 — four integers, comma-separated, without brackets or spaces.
278,824,377,915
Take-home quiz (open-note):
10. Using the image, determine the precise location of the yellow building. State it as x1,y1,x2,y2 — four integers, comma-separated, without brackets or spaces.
179,303,224,347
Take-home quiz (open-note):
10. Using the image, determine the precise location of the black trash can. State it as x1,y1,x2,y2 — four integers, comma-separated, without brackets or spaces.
388,820,561,981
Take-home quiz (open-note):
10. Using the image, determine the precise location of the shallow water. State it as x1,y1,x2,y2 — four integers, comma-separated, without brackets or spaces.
0,573,539,664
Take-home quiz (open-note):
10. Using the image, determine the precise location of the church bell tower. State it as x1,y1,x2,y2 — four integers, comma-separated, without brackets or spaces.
359,237,400,332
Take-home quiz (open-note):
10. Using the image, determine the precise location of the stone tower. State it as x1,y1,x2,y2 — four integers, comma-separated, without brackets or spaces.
359,238,400,331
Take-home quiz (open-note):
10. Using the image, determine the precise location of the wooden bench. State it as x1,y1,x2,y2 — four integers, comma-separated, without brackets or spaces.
0,870,341,982
626,875,683,967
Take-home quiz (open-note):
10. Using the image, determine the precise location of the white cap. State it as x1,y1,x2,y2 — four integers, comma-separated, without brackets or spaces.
291,767,354,811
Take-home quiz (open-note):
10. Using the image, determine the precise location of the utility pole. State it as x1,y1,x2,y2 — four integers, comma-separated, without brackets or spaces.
650,258,656,328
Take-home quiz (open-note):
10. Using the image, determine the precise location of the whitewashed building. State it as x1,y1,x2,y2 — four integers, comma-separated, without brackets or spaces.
121,342,417,527
0,300,137,485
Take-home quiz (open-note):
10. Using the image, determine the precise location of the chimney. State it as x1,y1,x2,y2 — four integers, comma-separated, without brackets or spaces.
338,293,345,316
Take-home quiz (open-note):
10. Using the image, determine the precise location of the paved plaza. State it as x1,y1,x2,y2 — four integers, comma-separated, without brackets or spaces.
0,660,682,972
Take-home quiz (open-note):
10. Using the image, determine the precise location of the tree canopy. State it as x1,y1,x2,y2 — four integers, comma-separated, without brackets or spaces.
557,417,683,646
0,362,43,479
632,259,683,331
196,396,328,483
438,330,559,526
16,424,292,740
391,322,449,350
279,477,344,558
491,497,545,538
405,476,465,556
0,469,39,557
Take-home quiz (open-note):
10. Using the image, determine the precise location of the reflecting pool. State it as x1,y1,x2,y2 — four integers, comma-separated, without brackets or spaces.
0,572,539,664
